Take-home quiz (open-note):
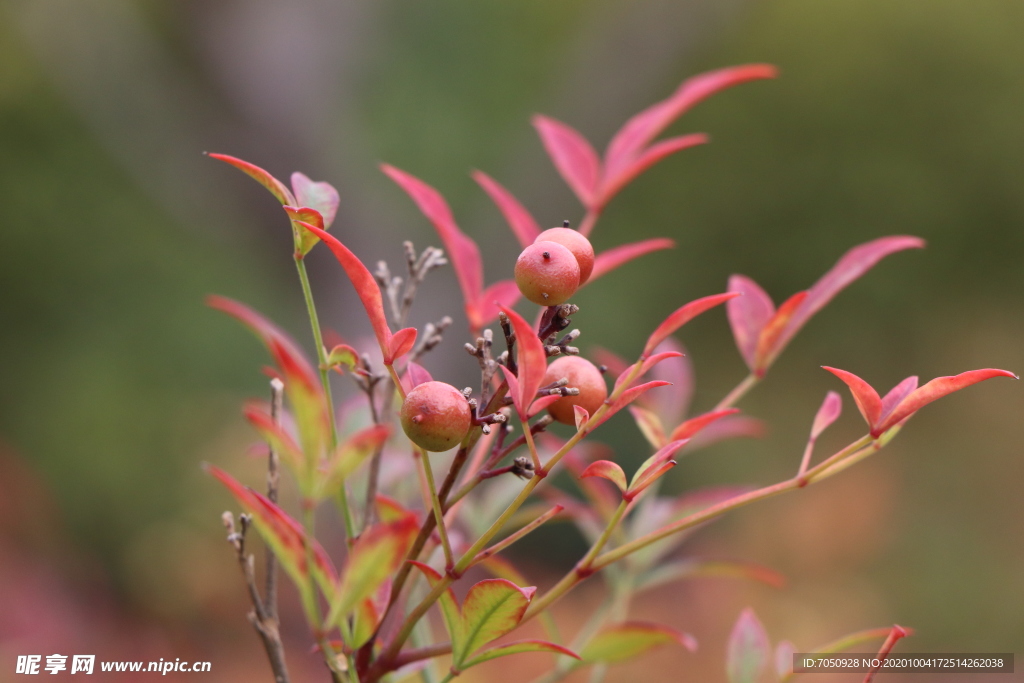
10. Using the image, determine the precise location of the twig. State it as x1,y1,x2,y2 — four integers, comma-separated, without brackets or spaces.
265,378,284,619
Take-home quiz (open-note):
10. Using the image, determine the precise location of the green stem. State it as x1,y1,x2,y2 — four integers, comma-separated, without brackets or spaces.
714,372,760,411
295,257,356,539
417,448,454,569
302,505,344,682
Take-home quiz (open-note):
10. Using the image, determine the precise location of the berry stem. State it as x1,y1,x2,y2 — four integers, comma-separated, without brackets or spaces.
415,447,454,569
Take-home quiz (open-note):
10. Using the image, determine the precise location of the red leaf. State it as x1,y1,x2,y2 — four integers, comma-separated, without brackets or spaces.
754,290,808,371
644,292,739,356
878,369,1017,435
669,408,740,442
687,415,766,450
332,512,419,622
613,351,684,395
472,170,541,248
402,362,434,392
768,236,925,367
810,391,843,440
388,327,418,364
206,296,319,393
283,205,326,256
589,238,675,284
291,171,339,227
878,376,918,424
726,275,775,372
822,367,882,431
381,165,484,317
473,280,521,331
528,394,562,418
603,64,778,181
499,306,548,419
573,405,590,430
243,403,304,471
208,153,296,205
293,222,399,363
600,134,707,207
591,381,672,430
206,465,337,590
532,115,601,209
579,460,627,494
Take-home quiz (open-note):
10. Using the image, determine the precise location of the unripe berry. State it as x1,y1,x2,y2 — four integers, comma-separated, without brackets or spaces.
535,227,595,284
542,356,608,425
400,381,472,452
514,241,580,306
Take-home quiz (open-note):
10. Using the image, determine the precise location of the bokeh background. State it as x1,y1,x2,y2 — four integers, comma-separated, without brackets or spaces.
1,0,1023,681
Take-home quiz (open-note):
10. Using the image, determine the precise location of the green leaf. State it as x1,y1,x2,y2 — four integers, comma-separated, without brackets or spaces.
330,512,418,626
635,559,786,595
206,465,336,617
410,563,537,671
326,343,361,373
375,495,419,525
350,577,392,649
462,640,579,669
284,205,326,257
315,424,390,501
726,608,770,683
581,621,696,665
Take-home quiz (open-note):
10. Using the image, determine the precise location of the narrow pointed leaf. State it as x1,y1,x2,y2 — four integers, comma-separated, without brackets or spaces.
207,296,319,391
726,275,775,371
591,381,672,430
879,368,1018,434
626,461,675,500
811,391,843,440
459,580,536,666
753,290,808,371
295,222,399,363
644,292,739,356
532,115,601,208
604,64,777,179
472,505,564,567
769,236,926,365
291,171,339,227
410,562,462,649
669,408,740,442
879,376,918,422
474,280,522,330
636,559,785,594
629,405,667,449
613,351,684,394
600,134,708,206
206,465,337,594
822,367,882,432
529,394,563,417
208,153,296,205
687,415,766,450
630,440,689,489
472,170,542,248
319,424,391,500
499,306,547,419
332,512,418,623
243,403,304,471
382,165,484,315
726,608,770,683
582,622,697,664
579,460,627,494
462,640,579,670
589,238,675,284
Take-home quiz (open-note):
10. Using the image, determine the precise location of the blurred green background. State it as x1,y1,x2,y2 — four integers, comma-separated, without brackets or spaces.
1,0,1022,680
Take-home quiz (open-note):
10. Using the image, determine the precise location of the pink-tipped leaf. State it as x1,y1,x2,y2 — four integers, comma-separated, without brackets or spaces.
591,381,672,430
629,405,667,449
296,221,416,364
533,115,601,209
462,640,579,670
669,408,740,442
472,170,542,248
753,290,807,370
822,367,882,431
878,368,1017,435
581,622,697,664
208,153,296,206
604,65,778,183
499,305,548,419
580,460,628,495
726,608,771,683
599,133,708,207
811,391,843,440
644,292,739,357
589,238,675,284
573,405,590,430
726,275,775,371
629,440,688,491
243,403,304,472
